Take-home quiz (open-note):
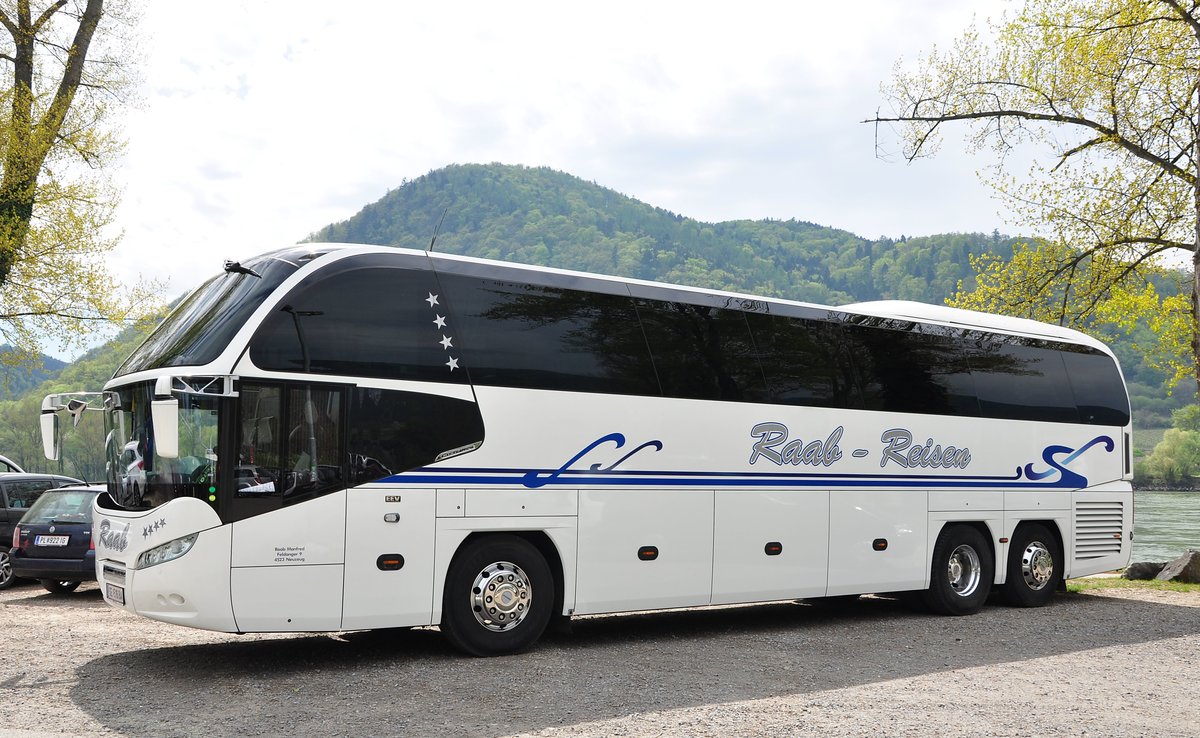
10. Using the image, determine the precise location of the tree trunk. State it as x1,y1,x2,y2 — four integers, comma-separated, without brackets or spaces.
0,0,104,287
1194,104,1200,397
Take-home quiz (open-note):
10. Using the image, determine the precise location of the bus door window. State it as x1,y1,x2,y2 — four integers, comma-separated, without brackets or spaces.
283,385,342,502
236,384,283,499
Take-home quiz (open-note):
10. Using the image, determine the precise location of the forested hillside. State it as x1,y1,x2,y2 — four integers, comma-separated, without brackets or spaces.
0,348,66,400
312,163,1185,430
311,164,1018,307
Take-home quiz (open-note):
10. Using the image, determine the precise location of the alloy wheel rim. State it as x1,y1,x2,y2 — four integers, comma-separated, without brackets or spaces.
948,544,982,597
470,560,532,631
1020,540,1055,590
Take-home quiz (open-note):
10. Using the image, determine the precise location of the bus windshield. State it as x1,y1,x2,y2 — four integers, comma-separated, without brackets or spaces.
105,381,220,511
116,248,332,377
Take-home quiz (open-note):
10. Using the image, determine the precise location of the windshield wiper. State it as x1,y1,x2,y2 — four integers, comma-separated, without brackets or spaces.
224,260,262,279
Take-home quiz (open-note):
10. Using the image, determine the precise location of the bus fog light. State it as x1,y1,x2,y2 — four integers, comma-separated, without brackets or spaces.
137,533,199,570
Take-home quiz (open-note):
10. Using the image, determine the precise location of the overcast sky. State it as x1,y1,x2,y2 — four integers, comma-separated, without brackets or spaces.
104,0,1014,340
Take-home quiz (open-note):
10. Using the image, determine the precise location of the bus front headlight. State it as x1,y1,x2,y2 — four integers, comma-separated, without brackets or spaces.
137,533,198,570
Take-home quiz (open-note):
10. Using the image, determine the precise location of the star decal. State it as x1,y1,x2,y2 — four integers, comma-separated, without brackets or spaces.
439,335,454,350
446,356,459,371
433,314,447,329
425,293,440,308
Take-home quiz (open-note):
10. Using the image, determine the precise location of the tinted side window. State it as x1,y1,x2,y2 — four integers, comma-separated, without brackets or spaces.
440,274,659,395
745,313,859,408
972,342,1079,423
845,324,981,416
250,262,467,384
635,299,768,401
3,480,54,510
1061,349,1131,426
347,388,486,485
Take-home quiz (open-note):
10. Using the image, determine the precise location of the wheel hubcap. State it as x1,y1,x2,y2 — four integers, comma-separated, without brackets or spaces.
470,560,532,631
1021,540,1055,590
947,544,982,597
0,551,11,584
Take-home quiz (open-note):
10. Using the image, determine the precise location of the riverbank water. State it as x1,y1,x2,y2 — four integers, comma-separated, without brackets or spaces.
1132,490,1200,562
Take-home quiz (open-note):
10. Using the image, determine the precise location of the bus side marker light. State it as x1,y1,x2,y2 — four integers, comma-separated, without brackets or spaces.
872,539,888,551
999,537,1009,544
377,554,405,571
638,546,659,561
764,542,783,556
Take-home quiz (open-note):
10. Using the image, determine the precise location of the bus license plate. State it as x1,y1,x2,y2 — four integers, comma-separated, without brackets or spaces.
34,535,69,546
106,583,125,605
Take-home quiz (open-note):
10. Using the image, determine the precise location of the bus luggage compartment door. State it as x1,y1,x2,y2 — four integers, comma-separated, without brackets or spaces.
342,486,436,630
575,489,714,614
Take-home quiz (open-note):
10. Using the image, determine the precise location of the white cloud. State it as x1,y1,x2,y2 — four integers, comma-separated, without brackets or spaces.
101,0,1014,343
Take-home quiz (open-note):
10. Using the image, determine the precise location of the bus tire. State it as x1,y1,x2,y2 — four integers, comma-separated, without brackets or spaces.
440,534,554,657
923,525,992,616
1001,523,1060,607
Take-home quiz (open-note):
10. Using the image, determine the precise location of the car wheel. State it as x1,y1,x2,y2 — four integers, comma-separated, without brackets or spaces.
923,524,993,616
41,579,81,594
441,534,554,656
1001,523,1060,607
0,547,14,590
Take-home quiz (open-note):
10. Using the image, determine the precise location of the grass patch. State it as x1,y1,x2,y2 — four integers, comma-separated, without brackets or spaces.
1067,577,1200,594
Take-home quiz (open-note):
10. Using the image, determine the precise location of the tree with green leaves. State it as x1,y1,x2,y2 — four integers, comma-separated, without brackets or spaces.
0,0,157,365
870,0,1200,391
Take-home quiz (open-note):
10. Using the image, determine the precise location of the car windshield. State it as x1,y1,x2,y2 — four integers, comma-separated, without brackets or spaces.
21,490,97,525
116,248,332,376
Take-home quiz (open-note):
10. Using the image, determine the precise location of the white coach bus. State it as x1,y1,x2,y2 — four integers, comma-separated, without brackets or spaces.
40,244,1133,655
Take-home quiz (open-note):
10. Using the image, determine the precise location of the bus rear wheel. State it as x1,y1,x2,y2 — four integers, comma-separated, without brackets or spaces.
923,525,993,616
1001,523,1060,607
441,534,554,656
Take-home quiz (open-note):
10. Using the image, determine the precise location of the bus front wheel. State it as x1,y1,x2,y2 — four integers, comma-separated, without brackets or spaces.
923,525,993,616
1001,523,1060,607
441,534,554,656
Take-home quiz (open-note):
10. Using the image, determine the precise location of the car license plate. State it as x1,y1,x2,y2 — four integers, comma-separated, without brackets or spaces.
34,535,69,546
106,583,125,605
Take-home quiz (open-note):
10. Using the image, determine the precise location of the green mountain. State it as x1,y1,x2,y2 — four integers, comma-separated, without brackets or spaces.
0,348,67,400
311,163,1016,306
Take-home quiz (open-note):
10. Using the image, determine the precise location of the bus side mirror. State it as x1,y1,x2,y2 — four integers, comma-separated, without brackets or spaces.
152,398,180,459
40,412,59,461
152,376,180,459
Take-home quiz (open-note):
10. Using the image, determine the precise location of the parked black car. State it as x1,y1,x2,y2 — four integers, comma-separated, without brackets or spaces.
0,473,84,589
10,484,102,594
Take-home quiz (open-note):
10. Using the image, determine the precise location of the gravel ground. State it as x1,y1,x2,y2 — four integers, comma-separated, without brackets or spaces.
0,580,1197,738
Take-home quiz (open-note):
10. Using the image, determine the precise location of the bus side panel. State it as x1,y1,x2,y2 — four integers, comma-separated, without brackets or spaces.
342,487,437,630
826,489,928,595
230,492,347,567
231,564,344,631
229,491,347,632
575,489,713,615
711,489,829,604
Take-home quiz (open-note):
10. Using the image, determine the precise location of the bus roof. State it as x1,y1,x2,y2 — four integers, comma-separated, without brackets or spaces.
396,244,1112,354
